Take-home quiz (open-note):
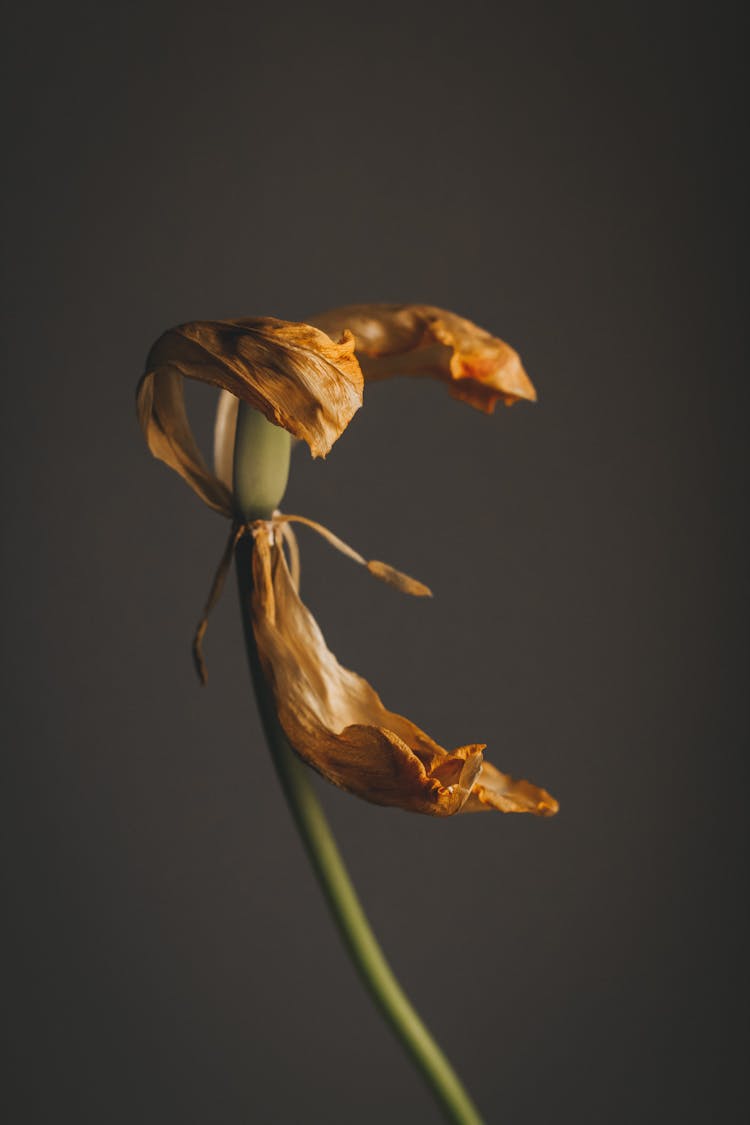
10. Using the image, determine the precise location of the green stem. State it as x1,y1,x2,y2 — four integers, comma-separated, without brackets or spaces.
233,403,484,1125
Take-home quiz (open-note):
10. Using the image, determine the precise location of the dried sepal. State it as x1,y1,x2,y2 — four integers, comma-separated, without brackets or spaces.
251,522,556,817
137,317,364,511
310,303,537,413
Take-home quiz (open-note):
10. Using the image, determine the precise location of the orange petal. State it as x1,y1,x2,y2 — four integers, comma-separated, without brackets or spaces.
464,760,559,816
310,303,537,413
137,317,364,511
250,523,554,817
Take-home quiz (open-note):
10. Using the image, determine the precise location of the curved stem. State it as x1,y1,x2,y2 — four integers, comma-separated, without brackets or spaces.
231,405,483,1125
235,541,484,1125
230,398,488,1125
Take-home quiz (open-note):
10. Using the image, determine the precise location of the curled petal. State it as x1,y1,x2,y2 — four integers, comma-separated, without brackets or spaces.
251,523,555,817
136,363,233,516
137,317,364,511
310,303,537,413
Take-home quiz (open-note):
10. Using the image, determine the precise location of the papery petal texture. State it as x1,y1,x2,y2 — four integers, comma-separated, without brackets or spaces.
137,317,364,512
310,303,537,413
251,522,557,817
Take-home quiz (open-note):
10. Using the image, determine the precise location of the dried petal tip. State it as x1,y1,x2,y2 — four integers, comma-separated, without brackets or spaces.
310,303,537,414
466,761,559,816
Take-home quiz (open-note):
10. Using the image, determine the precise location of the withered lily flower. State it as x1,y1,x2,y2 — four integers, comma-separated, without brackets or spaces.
137,304,557,818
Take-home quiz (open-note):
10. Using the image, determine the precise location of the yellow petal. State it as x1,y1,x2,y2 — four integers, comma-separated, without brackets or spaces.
310,303,537,413
137,317,364,511
250,523,554,817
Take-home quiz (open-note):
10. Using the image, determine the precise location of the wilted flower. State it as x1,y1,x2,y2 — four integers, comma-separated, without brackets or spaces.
137,303,557,818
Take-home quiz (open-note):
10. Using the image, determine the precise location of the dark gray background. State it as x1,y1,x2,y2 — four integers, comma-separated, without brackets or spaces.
3,1,747,1122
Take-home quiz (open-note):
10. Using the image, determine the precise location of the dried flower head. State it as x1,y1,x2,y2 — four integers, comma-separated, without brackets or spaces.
137,303,557,818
